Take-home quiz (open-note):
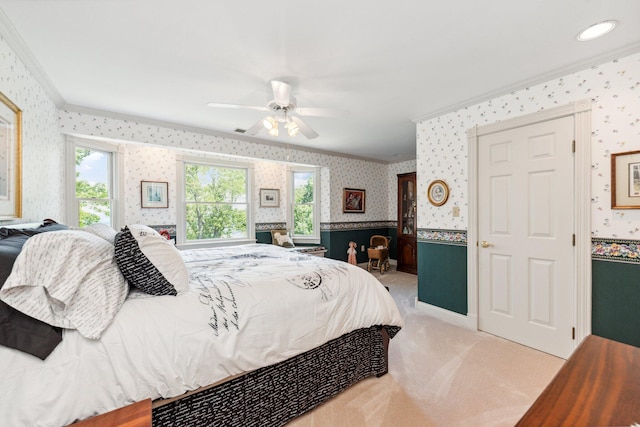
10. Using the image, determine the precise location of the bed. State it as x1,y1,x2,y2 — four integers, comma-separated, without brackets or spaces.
0,223,402,427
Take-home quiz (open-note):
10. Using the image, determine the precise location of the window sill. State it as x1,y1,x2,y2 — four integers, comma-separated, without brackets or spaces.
177,238,256,250
293,237,321,245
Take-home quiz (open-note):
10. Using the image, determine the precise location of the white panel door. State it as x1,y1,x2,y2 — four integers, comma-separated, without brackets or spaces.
478,116,575,359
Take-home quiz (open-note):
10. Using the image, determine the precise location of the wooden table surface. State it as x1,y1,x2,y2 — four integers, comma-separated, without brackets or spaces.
516,335,640,426
70,399,151,427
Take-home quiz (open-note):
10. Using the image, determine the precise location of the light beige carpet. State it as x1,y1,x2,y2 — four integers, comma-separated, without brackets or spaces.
288,267,564,427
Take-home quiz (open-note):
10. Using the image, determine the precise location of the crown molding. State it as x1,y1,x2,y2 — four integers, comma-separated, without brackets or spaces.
412,41,640,124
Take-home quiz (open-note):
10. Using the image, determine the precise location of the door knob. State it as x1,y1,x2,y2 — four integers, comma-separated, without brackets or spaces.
480,241,493,248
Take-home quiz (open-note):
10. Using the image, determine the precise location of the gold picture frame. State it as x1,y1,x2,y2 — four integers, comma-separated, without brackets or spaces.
0,91,22,220
611,150,640,209
427,180,449,206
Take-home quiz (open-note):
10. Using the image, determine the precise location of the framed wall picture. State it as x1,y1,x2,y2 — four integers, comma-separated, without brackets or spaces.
141,181,168,208
427,180,449,206
260,188,280,207
343,188,365,213
0,91,22,220
611,150,640,209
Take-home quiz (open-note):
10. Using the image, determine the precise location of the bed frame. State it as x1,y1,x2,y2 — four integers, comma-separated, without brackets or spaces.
152,325,396,426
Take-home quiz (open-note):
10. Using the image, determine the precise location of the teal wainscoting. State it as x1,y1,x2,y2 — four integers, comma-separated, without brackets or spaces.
255,231,272,244
256,222,396,262
592,239,640,348
255,223,286,245
322,224,396,263
417,230,467,315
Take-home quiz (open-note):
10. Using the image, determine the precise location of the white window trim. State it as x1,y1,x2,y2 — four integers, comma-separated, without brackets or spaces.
289,166,320,245
65,136,124,230
176,155,255,249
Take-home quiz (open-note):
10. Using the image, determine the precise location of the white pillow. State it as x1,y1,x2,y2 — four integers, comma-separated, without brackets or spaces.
114,224,189,295
0,230,128,339
81,223,118,244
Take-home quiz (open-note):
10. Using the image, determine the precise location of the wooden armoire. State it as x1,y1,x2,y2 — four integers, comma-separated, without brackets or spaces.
397,172,417,274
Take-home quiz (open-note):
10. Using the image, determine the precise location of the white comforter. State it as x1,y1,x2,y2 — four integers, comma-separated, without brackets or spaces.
0,244,402,427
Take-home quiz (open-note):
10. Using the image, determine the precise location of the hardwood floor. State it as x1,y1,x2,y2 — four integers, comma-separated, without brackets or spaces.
288,266,564,427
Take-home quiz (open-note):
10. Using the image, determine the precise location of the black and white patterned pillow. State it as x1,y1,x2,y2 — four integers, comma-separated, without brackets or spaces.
114,225,188,296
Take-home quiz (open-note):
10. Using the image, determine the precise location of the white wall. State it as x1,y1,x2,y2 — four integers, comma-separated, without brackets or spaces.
0,34,64,224
416,52,640,239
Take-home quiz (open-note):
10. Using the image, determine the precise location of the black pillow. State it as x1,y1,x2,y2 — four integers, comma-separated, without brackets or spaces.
0,302,63,360
114,226,178,296
0,224,66,359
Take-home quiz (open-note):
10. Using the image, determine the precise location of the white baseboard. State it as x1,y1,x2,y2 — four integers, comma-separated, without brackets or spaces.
414,298,477,330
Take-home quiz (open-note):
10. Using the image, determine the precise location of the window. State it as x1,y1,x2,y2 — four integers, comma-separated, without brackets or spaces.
66,137,122,229
290,168,319,243
178,159,253,246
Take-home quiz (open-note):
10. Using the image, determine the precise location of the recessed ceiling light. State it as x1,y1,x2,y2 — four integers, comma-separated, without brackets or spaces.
577,20,617,41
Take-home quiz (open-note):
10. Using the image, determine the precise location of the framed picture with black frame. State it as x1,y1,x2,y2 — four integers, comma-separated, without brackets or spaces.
343,188,365,213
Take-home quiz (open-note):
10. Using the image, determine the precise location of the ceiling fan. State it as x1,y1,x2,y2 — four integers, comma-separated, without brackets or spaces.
207,80,341,140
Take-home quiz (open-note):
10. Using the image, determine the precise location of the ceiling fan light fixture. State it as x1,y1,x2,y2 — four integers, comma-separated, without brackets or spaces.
268,121,279,137
263,116,276,130
577,20,617,41
287,121,299,137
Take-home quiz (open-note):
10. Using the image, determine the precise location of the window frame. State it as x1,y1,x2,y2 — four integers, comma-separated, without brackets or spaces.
65,136,123,230
176,156,255,249
289,166,320,245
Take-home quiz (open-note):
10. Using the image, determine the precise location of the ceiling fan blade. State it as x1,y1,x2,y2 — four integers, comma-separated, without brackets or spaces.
244,118,266,136
271,80,291,107
295,107,348,118
291,116,319,139
207,102,269,112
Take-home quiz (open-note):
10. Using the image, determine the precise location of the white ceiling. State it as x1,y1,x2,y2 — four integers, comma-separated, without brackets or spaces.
1,1,639,162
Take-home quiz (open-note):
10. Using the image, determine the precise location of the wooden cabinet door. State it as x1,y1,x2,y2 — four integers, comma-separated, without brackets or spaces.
397,235,417,274
397,172,417,274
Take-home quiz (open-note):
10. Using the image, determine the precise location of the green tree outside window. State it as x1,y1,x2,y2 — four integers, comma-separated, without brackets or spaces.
75,148,111,227
184,163,248,240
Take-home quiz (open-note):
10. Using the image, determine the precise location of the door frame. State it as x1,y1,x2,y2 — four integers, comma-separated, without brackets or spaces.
467,100,592,348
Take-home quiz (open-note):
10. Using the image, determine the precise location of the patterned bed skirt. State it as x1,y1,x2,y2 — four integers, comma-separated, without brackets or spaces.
152,325,398,426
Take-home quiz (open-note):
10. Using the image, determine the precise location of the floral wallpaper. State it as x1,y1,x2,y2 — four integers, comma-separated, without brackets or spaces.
58,110,396,224
0,35,64,225
123,144,177,225
123,143,296,227
416,52,640,239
